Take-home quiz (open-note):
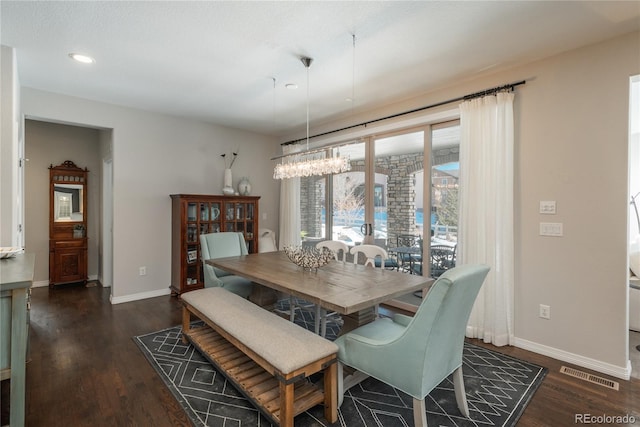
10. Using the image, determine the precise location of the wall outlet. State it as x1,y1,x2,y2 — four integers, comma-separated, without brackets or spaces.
539,304,551,319
139,266,147,276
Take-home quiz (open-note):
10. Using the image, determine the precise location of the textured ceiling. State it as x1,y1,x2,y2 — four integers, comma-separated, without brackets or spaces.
2,1,639,137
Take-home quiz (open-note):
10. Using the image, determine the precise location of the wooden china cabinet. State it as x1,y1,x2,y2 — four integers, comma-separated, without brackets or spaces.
170,194,260,296
49,161,88,288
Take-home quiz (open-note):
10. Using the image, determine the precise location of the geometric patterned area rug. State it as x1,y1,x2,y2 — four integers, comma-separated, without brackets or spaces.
134,300,546,427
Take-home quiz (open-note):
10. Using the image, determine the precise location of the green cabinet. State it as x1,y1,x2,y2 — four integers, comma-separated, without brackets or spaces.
0,253,35,427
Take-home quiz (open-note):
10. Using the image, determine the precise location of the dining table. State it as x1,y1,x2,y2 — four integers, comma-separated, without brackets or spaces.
207,250,434,333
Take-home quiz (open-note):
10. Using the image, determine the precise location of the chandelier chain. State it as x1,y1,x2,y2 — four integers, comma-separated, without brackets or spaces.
273,56,351,179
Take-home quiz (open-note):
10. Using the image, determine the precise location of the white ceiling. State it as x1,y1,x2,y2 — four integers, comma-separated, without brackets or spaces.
2,1,639,138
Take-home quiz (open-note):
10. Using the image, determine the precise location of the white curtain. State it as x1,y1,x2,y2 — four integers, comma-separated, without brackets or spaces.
278,145,302,249
458,92,515,346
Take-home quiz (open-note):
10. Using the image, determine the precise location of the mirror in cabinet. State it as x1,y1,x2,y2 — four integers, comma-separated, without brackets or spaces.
53,183,84,221
49,161,88,287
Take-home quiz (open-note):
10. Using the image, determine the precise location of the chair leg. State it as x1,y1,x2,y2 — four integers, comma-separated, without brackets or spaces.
319,307,327,337
337,362,344,407
314,304,321,335
453,365,469,417
412,397,428,427
338,363,373,408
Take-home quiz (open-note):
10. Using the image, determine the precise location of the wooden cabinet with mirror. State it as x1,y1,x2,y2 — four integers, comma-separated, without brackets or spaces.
49,160,88,287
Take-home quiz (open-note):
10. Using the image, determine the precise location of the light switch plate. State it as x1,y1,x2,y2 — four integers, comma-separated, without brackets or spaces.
539,201,556,214
539,222,563,236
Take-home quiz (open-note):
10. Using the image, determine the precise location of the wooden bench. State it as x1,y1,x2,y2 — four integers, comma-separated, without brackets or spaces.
181,287,338,427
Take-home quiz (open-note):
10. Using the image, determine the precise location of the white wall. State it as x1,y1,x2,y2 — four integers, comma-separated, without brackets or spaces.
282,32,640,378
20,90,281,302
512,33,633,378
0,45,21,246
629,76,640,241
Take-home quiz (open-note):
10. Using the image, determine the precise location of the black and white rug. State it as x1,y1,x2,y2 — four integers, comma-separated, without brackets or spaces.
134,300,546,427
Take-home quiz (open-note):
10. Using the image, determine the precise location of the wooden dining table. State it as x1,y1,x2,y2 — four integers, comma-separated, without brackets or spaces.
208,250,434,332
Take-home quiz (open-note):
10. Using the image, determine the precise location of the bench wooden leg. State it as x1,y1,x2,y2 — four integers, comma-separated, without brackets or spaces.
279,381,294,427
324,362,338,423
182,307,191,344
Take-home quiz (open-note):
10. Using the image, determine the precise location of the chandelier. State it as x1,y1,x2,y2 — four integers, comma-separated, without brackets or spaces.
273,57,351,180
273,151,350,179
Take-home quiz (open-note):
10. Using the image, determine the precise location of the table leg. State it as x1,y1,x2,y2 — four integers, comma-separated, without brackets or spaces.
249,284,279,311
340,307,376,335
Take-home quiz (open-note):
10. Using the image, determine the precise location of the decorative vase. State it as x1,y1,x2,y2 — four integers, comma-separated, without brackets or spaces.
283,245,334,271
238,177,251,196
222,168,235,195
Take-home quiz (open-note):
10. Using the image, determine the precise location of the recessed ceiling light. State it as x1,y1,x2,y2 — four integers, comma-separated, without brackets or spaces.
285,83,298,90
69,53,95,64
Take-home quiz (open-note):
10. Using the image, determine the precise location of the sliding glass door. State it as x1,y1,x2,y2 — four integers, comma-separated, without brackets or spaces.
298,121,460,277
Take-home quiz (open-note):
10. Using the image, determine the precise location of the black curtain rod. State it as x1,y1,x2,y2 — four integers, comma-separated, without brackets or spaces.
282,79,526,146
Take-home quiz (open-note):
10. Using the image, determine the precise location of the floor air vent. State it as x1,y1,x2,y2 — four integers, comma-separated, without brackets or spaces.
560,366,619,390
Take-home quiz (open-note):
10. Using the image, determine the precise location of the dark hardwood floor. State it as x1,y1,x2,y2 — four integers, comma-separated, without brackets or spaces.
2,284,639,426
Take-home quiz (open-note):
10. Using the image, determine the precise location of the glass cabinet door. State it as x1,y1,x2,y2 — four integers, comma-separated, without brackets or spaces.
187,202,197,222
210,203,221,222
225,203,235,220
200,202,209,221
187,224,197,243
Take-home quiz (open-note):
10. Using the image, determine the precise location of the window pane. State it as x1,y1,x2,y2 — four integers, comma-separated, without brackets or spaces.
332,171,365,245
300,175,326,241
332,142,366,246
375,131,424,248
429,123,460,278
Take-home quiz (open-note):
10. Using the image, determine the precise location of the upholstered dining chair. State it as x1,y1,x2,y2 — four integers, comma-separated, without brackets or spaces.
289,240,349,337
334,264,490,427
200,232,253,298
258,228,278,253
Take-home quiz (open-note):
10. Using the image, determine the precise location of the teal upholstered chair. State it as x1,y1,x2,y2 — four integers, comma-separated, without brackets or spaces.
334,264,490,427
200,232,253,298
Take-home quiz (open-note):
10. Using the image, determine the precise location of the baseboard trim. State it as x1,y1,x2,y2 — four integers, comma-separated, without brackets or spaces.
32,280,49,288
514,337,631,380
109,287,172,305
33,275,99,288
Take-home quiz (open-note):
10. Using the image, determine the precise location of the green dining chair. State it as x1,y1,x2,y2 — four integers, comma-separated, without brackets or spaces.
334,264,490,427
200,232,253,298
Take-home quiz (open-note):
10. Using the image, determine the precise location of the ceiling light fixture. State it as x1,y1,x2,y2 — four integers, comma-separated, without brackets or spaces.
273,57,351,180
69,53,95,64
